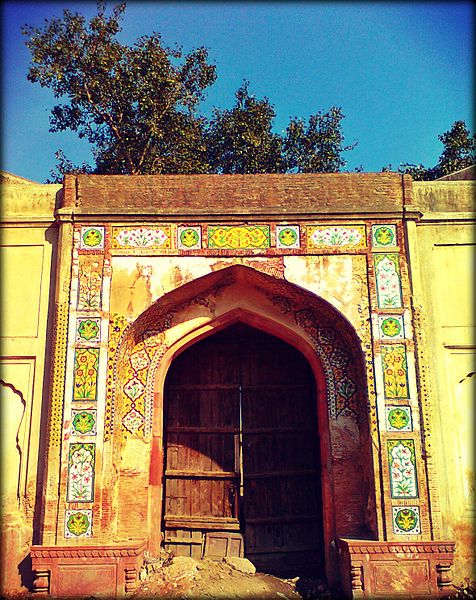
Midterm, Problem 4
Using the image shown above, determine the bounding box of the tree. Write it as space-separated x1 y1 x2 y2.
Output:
436 120 476 177
283 107 357 173
205 81 285 174
23 2 216 178
23 3 357 180
399 120 475 180
46 150 93 184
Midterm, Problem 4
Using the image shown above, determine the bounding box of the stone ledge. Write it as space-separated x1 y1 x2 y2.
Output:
31 541 146 559
341 539 456 555
338 538 456 599
30 540 147 597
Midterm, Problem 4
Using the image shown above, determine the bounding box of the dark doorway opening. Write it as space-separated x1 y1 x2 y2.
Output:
162 323 324 577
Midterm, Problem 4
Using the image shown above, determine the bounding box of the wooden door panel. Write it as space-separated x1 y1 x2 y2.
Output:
163 324 324 574
241 332 323 577
166 432 236 473
163 341 241 555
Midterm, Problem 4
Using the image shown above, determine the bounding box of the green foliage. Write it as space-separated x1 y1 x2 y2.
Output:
206 81 285 174
399 120 475 180
46 150 93 184
23 2 357 179
284 107 357 173
23 1 216 177
436 120 476 176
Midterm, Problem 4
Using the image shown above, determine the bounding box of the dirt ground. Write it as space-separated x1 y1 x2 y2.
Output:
133 555 332 600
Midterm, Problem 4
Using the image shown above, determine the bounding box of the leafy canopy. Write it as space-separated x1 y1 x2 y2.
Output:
284 107 357 173
399 120 476 180
23 2 358 180
205 81 285 174
23 2 216 176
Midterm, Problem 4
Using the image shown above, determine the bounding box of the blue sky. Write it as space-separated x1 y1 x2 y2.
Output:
2 1 473 182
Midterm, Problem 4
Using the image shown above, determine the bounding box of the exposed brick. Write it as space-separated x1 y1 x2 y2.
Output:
70 173 407 217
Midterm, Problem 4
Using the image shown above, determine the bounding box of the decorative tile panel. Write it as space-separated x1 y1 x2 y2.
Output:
388 439 418 498
76 318 101 343
207 225 270 249
177 226 202 250
276 225 300 249
71 409 97 435
67 443 95 502
105 314 130 441
379 315 404 340
372 224 397 248
73 348 100 401
112 226 171 249
386 405 412 431
392 506 421 534
65 509 92 538
381 344 410 399
77 256 104 310
122 408 145 435
80 226 105 250
306 225 366 249
374 254 403 309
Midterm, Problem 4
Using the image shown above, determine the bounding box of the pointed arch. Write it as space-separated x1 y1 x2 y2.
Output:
105 265 376 585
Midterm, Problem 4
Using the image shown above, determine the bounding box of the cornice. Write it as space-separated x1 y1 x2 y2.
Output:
338 539 455 555
31 541 147 559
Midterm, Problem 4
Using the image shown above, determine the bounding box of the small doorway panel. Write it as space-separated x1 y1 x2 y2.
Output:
163 340 241 557
163 323 324 575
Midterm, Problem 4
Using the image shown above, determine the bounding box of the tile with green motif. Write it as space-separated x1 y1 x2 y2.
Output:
80 226 105 250
378 315 404 340
71 409 97 435
76 318 101 343
65 509 92 538
372 224 397 248
392 506 420 534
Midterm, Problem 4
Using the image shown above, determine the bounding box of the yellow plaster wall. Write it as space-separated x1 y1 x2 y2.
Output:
410 181 475 583
0 175 60 593
109 254 367 326
1 171 473 591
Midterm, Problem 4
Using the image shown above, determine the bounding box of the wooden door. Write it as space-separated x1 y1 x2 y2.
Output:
163 323 324 575
163 336 241 557
240 329 324 576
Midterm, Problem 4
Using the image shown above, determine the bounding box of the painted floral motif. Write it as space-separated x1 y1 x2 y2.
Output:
71 410 97 435
65 509 92 538
73 348 100 401
77 256 103 310
336 376 357 400
306 225 365 249
372 224 397 247
76 318 101 342
112 226 171 249
379 315 404 339
276 225 300 249
123 376 145 401
130 349 150 371
207 225 270 249
393 506 420 534
386 406 412 431
388 439 418 498
381 344 409 399
122 408 145 435
67 443 95 502
330 347 351 369
178 226 201 250
374 254 402 308
105 314 130 442
80 226 105 250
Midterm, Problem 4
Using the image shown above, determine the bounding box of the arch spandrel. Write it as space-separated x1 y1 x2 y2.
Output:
103 264 378 559
106 265 371 442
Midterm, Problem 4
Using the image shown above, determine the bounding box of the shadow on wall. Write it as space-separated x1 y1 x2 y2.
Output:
18 554 34 591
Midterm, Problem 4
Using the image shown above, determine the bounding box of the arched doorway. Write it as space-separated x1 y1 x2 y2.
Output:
162 322 324 577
